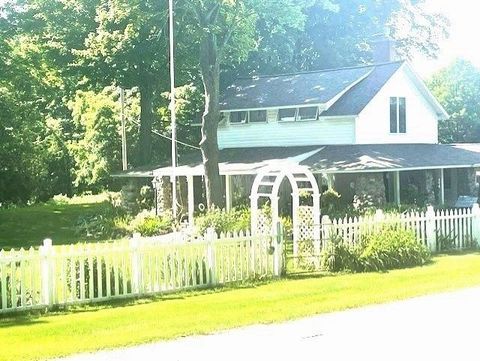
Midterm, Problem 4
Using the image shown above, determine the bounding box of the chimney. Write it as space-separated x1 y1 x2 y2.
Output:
371 37 402 63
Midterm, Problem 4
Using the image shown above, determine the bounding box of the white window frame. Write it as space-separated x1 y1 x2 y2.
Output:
278 108 298 122
390 97 406 134
297 106 319 122
248 109 267 123
228 111 248 125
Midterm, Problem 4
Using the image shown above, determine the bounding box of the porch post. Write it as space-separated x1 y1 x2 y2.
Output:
326 173 334 189
439 168 445 206
225 174 233 211
187 175 194 226
394 171 401 206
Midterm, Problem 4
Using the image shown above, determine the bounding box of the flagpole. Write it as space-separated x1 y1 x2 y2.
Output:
169 0 177 220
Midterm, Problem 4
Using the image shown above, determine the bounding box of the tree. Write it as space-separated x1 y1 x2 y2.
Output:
0 9 73 203
224 0 449 82
187 0 311 208
68 87 138 192
428 59 480 143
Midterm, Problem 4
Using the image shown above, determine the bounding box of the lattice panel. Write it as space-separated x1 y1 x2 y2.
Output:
256 212 272 236
297 206 315 241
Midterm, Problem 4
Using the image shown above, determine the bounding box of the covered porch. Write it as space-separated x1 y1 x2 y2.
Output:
112 143 480 224
304 144 480 208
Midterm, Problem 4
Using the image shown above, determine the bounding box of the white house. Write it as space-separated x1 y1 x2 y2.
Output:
115 54 480 224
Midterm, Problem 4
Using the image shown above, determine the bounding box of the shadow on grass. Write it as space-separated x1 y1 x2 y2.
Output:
0 316 48 328
434 249 480 256
0 279 274 322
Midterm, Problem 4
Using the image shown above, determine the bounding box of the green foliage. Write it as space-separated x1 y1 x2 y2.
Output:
320 234 363 273
320 188 342 216
429 59 480 143
320 225 430 273
195 207 251 235
74 203 131 240
130 210 173 237
225 0 448 82
68 88 137 192
360 226 430 272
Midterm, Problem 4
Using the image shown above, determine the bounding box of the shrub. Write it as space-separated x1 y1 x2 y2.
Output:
130 210 173 237
360 225 430 272
321 188 342 216
320 234 363 273
195 207 251 235
320 225 430 273
75 203 131 239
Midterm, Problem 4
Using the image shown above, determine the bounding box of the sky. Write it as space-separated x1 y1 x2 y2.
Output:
411 0 479 79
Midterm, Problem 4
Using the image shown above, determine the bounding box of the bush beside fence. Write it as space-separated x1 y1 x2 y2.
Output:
321 205 480 253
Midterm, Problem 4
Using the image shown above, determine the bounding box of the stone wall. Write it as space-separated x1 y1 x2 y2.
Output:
153 176 172 214
353 173 386 206
466 168 478 197
425 170 437 205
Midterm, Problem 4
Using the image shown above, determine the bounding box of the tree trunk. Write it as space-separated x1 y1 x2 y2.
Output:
138 80 154 166
199 32 224 209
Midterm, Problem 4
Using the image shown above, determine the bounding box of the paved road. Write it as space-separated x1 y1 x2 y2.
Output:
57 287 480 361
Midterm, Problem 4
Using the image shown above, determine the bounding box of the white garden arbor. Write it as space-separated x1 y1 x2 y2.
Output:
250 165 321 256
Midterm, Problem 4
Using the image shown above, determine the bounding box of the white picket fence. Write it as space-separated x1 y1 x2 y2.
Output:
0 230 281 314
321 204 480 252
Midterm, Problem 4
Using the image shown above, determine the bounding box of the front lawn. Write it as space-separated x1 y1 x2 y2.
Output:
0 195 108 249
1 253 480 361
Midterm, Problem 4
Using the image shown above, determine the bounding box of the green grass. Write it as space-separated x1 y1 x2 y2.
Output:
0 195 108 249
2 253 480 361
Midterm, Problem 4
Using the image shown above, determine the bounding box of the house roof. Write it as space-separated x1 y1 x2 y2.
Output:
321 62 402 117
220 61 403 113
302 144 480 173
219 61 448 119
112 144 480 178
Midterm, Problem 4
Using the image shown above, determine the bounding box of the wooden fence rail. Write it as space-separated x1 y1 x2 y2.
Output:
0 229 280 314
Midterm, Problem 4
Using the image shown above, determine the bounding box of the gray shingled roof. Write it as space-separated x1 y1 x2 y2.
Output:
220 66 374 110
220 61 403 114
113 144 480 177
302 144 480 173
321 62 403 116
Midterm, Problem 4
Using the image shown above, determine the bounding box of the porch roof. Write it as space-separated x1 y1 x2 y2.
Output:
112 143 480 178
302 144 480 173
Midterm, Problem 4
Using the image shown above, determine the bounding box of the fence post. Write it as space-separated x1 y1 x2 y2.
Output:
321 215 332 247
130 234 141 295
426 206 436 252
472 203 480 244
206 228 217 285
273 222 284 277
40 239 54 307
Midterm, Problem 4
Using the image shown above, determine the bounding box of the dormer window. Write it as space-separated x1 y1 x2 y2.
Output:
230 111 248 124
298 106 319 121
278 106 319 122
249 110 267 123
390 97 406 133
278 108 297 122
